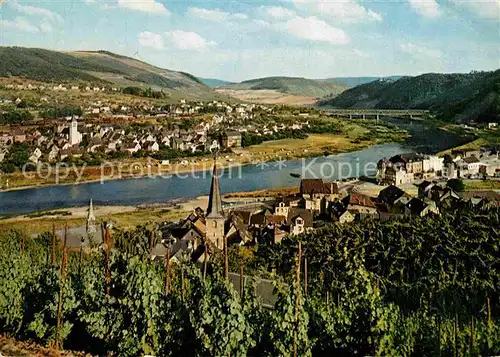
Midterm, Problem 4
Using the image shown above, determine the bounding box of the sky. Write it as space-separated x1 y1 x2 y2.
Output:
0 0 499 81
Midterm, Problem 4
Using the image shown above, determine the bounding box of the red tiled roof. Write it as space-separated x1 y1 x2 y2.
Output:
300 179 338 195
344 193 376 208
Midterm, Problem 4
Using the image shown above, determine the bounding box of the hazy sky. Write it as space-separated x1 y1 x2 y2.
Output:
0 0 499 81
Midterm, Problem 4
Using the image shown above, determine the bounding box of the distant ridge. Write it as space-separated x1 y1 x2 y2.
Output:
0 46 218 100
222 76 347 98
325 76 404 88
199 78 234 88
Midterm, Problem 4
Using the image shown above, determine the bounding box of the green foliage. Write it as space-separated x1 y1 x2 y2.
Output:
447 178 465 192
41 106 83 119
122 85 168 99
1 208 500 355
0 110 33 124
182 264 255 356
1 143 29 171
24 266 79 345
242 130 308 147
265 283 312 356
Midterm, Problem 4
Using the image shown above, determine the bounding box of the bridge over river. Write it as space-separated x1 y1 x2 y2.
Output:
324 109 430 120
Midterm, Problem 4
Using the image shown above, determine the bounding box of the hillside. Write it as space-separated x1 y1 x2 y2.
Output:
325 76 403 88
199 77 234 88
320 71 500 123
222 76 347 98
0 47 217 100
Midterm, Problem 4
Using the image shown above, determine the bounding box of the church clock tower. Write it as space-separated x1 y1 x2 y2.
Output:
205 159 225 250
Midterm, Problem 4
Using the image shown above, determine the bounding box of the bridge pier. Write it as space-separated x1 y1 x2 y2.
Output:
376 114 379 122
349 114 352 120
362 114 365 120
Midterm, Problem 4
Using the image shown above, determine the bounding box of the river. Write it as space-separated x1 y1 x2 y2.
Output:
0 119 472 216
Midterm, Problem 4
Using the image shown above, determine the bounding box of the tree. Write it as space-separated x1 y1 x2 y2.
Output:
447 178 464 192
3 143 29 169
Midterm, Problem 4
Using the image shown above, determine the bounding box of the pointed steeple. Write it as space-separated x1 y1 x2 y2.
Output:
206 157 224 218
86 198 97 235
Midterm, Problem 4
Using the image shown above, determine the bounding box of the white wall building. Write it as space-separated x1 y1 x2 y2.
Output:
422 156 444 173
69 118 82 146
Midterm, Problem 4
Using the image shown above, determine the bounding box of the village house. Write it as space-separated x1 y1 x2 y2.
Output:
288 208 313 236
342 193 378 220
459 156 484 176
0 134 13 147
299 178 339 214
221 131 242 149
13 128 26 143
123 142 141 154
405 198 439 217
28 148 42 163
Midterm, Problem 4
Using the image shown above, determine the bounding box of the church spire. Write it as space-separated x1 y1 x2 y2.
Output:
206 157 223 218
86 198 97 235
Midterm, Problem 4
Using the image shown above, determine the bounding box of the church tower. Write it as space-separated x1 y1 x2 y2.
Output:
205 158 225 250
86 198 97 238
69 116 82 146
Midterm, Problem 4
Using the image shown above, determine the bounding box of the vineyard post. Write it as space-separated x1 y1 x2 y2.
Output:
224 236 229 281
52 222 56 266
149 230 154 259
487 296 491 323
470 315 475 352
304 256 308 296
293 241 302 357
20 229 25 254
437 315 441 357
165 247 171 296
203 242 208 280
239 263 244 300
56 225 68 350
181 266 185 302
104 224 111 296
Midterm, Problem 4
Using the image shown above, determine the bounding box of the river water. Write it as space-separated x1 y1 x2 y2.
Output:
0 119 471 216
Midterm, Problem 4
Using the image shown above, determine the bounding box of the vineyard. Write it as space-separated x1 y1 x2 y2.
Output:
1 207 500 356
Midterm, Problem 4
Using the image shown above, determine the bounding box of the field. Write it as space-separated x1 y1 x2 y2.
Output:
216 89 317 105
0 202 192 235
463 179 500 190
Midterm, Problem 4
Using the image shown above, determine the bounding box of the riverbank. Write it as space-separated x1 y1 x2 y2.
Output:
0 198 205 234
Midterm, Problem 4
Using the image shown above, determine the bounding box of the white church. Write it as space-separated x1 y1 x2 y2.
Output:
69 117 82 146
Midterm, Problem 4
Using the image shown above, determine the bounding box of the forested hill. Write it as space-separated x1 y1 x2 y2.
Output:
222 76 348 98
319 70 500 123
198 77 234 88
0 47 213 97
324 76 403 88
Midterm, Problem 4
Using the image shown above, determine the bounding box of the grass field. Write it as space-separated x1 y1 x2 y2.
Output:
216 89 318 106
463 180 500 191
